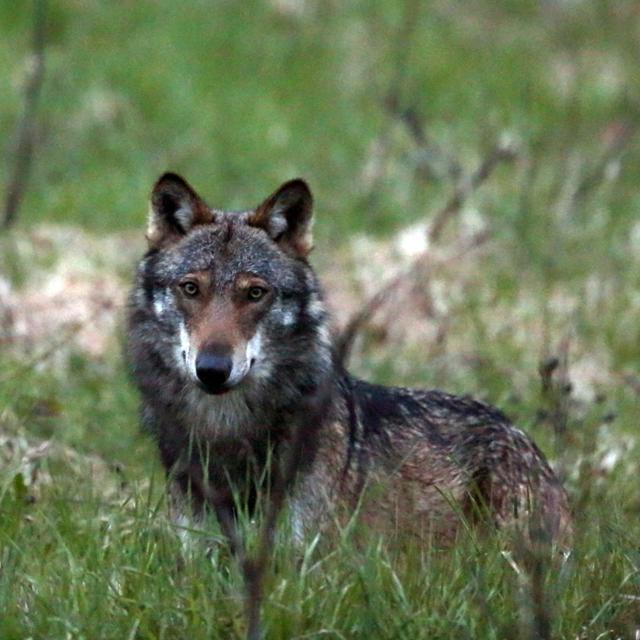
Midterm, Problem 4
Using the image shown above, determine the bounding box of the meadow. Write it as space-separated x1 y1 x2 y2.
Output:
1 1 639 637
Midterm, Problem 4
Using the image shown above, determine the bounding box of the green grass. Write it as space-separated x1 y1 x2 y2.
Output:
0 365 638 639
2 0 640 638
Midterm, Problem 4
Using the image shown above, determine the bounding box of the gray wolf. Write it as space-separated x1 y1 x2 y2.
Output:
127 173 572 547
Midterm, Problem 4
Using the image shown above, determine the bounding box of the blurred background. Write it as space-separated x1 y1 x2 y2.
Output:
1 1 639 637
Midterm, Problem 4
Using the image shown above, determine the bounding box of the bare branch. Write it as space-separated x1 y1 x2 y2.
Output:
3 0 47 230
390 106 462 182
360 0 422 199
383 0 422 113
572 120 635 206
538 336 571 483
338 140 516 365
427 142 517 244
336 229 491 365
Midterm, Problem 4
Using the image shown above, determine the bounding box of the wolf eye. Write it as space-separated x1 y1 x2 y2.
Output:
180 281 199 297
247 286 266 302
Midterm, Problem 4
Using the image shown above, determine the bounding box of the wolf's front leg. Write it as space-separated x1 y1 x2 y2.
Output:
167 480 240 559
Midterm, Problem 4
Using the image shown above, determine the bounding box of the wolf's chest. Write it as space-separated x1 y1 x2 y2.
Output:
178 387 257 438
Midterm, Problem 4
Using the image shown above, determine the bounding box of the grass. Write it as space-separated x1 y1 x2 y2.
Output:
1 0 640 638
0 388 638 640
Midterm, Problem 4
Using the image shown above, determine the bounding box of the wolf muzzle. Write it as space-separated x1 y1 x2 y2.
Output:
195 351 233 395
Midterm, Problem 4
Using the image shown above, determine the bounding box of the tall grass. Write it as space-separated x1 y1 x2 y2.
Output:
1 1 640 638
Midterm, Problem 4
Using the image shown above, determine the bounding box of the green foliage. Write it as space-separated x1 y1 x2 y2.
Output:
1 1 639 638
0 1 638 244
0 403 638 639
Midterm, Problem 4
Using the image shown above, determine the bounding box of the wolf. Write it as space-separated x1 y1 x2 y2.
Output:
127 173 572 548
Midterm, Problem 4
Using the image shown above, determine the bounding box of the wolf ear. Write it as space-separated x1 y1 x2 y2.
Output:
147 173 213 247
249 179 314 257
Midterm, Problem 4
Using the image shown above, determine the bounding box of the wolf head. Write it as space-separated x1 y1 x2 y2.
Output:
134 173 330 401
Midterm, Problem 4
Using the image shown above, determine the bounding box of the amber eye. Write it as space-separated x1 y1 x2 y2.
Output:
247 286 266 302
180 281 199 297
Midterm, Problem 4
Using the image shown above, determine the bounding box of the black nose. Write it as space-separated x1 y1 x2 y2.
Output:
195 352 232 394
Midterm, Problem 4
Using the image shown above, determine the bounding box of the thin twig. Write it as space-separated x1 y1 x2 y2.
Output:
3 0 47 230
383 0 422 114
538 336 571 483
361 0 422 199
336 229 491 365
390 106 462 182
572 120 635 206
0 319 84 385
338 142 516 364
427 142 518 244
513 532 553 640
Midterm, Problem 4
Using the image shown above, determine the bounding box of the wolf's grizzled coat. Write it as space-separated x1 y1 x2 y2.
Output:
127 174 571 545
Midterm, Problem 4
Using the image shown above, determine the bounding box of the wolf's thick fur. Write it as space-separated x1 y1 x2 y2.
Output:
127 174 571 546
